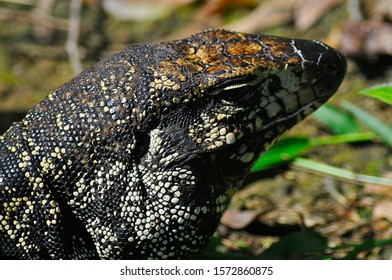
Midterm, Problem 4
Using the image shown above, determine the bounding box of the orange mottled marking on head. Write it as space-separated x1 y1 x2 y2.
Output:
226 40 262 56
152 29 306 89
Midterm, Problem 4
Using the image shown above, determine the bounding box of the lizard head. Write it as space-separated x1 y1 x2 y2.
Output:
139 29 346 184
121 30 347 258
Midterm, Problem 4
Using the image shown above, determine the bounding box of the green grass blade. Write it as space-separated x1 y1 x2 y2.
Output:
251 132 376 172
292 157 392 186
331 238 392 259
313 103 362 134
309 132 376 147
342 100 392 149
251 137 311 172
343 239 392 259
360 83 392 105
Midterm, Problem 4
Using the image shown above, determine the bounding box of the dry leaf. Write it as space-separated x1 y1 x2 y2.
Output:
224 0 301 33
295 0 345 31
373 199 392 221
102 0 194 21
220 209 262 229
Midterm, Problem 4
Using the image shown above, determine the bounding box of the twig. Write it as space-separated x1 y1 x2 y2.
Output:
32 0 55 41
347 0 363 22
66 0 83 74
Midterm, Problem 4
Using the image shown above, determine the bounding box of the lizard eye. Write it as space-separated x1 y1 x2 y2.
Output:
218 83 259 105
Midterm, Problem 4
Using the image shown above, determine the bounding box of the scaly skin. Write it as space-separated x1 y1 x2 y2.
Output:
0 29 346 259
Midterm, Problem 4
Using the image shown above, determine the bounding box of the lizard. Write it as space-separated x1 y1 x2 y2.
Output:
0 29 346 259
